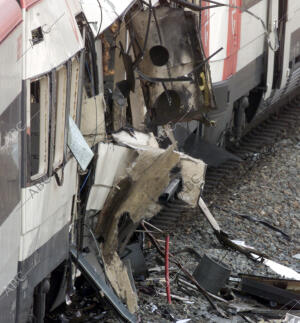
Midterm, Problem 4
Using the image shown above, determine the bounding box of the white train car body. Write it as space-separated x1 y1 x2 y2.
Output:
0 1 86 321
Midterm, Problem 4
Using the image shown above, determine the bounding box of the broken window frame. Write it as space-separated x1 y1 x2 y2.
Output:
27 75 50 181
70 56 80 122
53 65 68 169
75 49 85 127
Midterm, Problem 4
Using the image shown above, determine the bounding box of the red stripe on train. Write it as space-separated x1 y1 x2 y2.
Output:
222 0 242 80
201 0 210 58
20 0 41 9
0 0 22 44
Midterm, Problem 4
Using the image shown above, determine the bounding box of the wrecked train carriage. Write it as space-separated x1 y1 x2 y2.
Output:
0 0 205 321
4 0 300 321
127 5 216 126
113 0 300 164
80 0 300 320
0 0 106 321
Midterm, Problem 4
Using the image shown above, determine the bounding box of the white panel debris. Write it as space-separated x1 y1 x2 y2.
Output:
179 156 206 207
80 92 106 147
112 130 207 207
24 0 84 79
112 130 159 150
86 143 137 211
284 313 300 322
68 116 94 171
232 240 300 280
80 0 136 36
261 258 300 280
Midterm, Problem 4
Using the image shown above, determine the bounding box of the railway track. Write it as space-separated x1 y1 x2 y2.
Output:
204 97 300 194
151 96 300 229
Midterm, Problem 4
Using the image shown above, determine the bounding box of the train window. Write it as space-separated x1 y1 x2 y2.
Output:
29 77 49 179
53 66 67 168
70 57 80 121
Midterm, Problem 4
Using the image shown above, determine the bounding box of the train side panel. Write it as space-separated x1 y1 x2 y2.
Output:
15 0 83 321
0 1 22 322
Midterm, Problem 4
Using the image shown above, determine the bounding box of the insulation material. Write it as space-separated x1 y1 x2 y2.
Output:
113 130 206 207
103 251 138 314
95 146 180 261
178 155 206 207
113 131 206 207
128 6 215 126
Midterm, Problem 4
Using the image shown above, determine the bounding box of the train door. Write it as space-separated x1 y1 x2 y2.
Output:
17 62 79 321
264 0 279 99
265 0 300 98
277 1 300 89
272 0 288 90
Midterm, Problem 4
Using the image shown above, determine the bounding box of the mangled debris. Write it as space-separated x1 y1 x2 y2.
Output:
67 1 300 322
126 5 216 126
133 200 300 321
90 130 206 314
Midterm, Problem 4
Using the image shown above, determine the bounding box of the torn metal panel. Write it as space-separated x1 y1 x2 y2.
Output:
113 130 207 207
121 243 148 279
128 6 215 126
86 143 137 211
232 240 300 280
193 254 231 295
182 134 242 167
70 247 137 322
80 92 106 147
81 0 137 37
68 116 94 170
112 130 159 150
